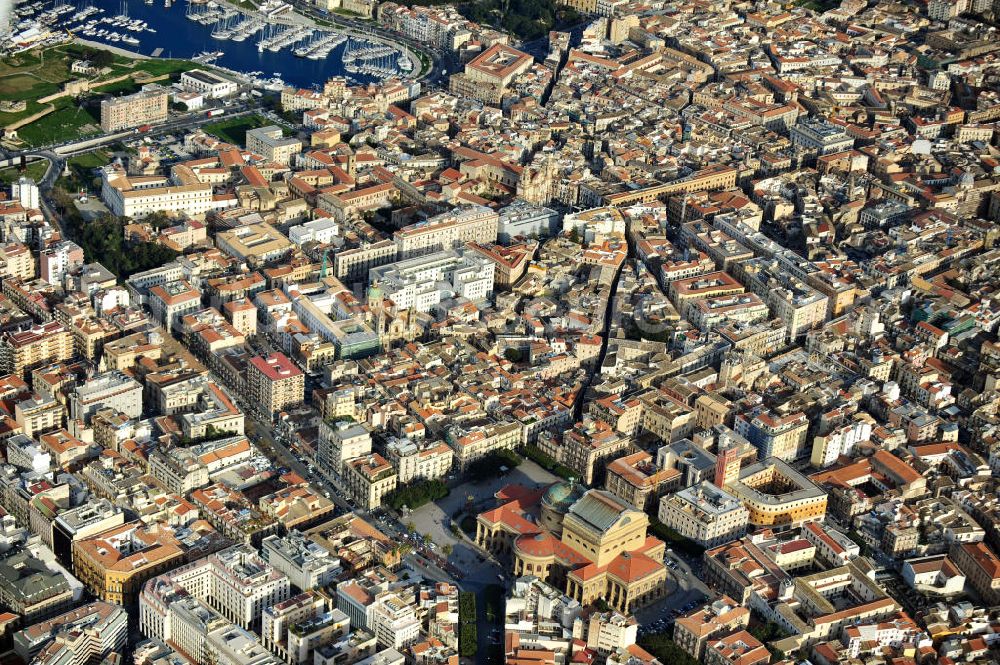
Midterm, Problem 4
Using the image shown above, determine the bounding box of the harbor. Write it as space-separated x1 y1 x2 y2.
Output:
9 0 419 89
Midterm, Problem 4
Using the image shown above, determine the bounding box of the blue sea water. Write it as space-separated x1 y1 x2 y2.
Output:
70 0 373 88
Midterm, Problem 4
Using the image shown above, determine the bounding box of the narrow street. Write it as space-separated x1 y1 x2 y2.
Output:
574 243 628 421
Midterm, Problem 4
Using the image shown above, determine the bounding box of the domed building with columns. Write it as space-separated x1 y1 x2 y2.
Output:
476 484 667 614
539 480 586 537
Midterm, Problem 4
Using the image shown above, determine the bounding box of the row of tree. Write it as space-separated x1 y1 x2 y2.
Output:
52 189 179 279
458 591 477 657
404 0 582 40
465 448 522 481
386 479 449 511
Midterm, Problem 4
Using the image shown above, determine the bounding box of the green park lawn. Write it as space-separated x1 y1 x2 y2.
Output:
203 114 273 146
0 45 201 147
15 102 102 147
0 160 49 185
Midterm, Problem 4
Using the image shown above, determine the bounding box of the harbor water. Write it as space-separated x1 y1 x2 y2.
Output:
44 0 413 88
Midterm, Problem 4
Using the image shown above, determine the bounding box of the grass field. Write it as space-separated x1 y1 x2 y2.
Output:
60 149 111 190
0 74 60 99
92 78 143 96
202 114 272 146
16 103 102 147
0 160 49 185
0 99 48 126
128 58 200 78
0 45 201 146
0 47 75 104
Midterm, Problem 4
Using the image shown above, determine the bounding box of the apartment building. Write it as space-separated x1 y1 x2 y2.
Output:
284 606 351 665
688 293 769 332
225 298 259 337
0 545 76 624
260 593 326 662
247 352 305 417
246 126 302 165
734 407 809 462
13 602 127 665
562 419 632 486
6 433 50 473
393 206 499 259
68 371 142 423
149 446 210 494
717 320 787 359
318 421 373 476
673 596 750 661
149 280 202 332
668 271 745 318
789 120 855 155
216 223 294 266
466 242 533 289
71 520 195 606
377 3 484 51
140 544 290 634
586 612 638 656
658 481 749 548
39 241 84 285
345 454 397 510
371 593 421 650
604 451 677 512
51 499 126 567
0 242 35 280
261 531 342 591
368 248 494 313
332 239 397 286
445 420 521 470
950 541 1000 605
0 322 73 375
385 438 453 484
928 0 967 20
11 177 39 209
13 394 61 438
726 458 827 529
810 417 874 469
742 259 828 340
704 630 769 665
100 85 168 132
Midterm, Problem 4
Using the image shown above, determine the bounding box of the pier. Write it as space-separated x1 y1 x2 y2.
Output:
18 0 429 87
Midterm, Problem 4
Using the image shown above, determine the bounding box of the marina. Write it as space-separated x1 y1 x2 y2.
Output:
10 0 419 89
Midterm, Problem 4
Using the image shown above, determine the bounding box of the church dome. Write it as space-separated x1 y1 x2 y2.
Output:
541 480 584 514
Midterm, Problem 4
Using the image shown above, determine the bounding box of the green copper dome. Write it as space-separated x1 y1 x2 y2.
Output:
541 480 584 513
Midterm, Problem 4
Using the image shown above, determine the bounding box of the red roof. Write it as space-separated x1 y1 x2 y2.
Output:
250 352 302 382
